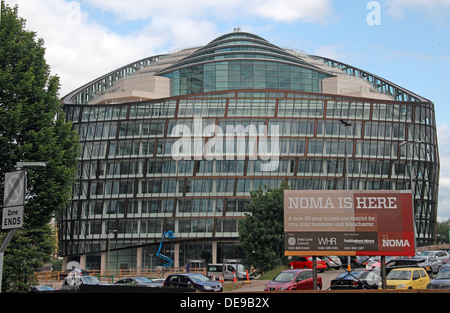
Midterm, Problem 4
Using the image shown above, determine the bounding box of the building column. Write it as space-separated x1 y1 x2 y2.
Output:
136 247 143 275
62 257 68 271
174 243 180 268
79 254 86 270
100 251 107 274
212 241 217 264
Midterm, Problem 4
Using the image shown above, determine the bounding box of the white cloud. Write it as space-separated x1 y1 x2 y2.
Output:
83 0 334 23
248 0 334 23
8 0 162 96
6 0 335 97
384 0 450 18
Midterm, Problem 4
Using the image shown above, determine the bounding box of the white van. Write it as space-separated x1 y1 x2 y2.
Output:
207 263 249 281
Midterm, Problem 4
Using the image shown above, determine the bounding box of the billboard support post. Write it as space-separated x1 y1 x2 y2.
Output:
312 256 317 290
381 255 387 289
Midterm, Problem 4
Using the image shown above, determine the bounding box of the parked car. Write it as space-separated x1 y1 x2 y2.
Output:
385 267 430 290
61 273 103 291
114 277 163 287
338 256 363 269
427 268 450 289
441 262 450 270
59 268 90 281
31 285 56 293
365 257 382 270
322 256 342 270
288 257 327 272
207 263 249 280
419 250 449 264
386 257 432 275
164 273 222 292
330 269 381 290
412 256 442 274
264 269 322 291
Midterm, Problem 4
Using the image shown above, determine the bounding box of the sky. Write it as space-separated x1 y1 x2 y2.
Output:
3 0 450 221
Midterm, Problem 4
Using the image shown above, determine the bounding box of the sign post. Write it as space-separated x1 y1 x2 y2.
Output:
0 162 45 292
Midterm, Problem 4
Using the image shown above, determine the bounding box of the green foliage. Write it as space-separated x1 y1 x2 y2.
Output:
0 2 79 292
1 225 56 292
238 182 290 275
436 218 450 244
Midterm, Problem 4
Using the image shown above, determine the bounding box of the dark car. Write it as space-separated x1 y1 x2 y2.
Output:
386 257 436 275
115 277 163 287
164 273 222 292
264 269 322 291
330 269 381 290
338 256 363 269
427 269 450 290
386 257 425 271
61 274 103 291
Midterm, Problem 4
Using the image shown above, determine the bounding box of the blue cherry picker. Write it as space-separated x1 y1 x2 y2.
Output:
156 230 174 268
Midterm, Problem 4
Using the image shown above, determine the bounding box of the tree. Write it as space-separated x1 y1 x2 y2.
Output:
436 218 450 244
0 3 79 292
238 182 289 275
0 225 56 292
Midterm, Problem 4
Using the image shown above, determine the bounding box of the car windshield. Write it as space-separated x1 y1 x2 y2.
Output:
189 275 211 283
83 276 100 284
273 272 296 282
335 271 363 280
387 270 412 280
435 270 450 280
420 251 434 256
135 277 152 283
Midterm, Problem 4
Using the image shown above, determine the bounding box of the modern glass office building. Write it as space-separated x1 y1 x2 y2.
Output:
60 31 439 271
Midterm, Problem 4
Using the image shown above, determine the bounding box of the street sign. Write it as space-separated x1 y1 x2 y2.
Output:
2 206 23 230
2 170 26 230
3 170 26 207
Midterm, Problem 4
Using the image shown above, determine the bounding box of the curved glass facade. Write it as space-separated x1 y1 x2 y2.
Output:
61 32 439 271
158 32 331 96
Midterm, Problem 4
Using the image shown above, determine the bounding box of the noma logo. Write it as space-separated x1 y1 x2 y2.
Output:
382 239 410 247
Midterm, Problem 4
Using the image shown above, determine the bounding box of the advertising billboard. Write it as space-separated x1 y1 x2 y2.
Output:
284 190 415 256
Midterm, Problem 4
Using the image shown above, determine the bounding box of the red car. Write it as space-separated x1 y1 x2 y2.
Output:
264 269 322 291
288 256 327 272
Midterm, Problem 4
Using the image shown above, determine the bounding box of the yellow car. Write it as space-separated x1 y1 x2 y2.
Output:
385 267 430 289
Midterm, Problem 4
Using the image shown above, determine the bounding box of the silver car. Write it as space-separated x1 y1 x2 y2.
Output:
419 250 450 264
413 256 442 274
323 256 342 269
